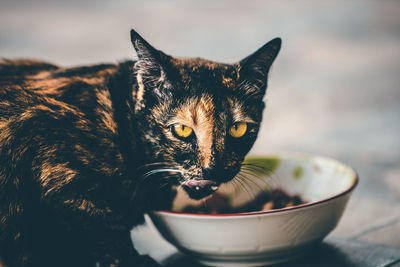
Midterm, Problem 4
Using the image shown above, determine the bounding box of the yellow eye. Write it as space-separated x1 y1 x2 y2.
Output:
173 124 193 138
229 122 247 138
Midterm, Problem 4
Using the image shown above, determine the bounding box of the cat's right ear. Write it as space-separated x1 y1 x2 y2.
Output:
130 29 169 81
130 29 172 109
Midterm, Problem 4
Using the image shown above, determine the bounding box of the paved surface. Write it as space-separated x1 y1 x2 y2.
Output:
1 0 399 266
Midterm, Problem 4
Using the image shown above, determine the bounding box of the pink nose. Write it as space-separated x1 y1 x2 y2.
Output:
185 179 216 188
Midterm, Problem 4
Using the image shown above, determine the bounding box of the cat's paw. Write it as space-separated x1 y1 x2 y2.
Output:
136 255 161 267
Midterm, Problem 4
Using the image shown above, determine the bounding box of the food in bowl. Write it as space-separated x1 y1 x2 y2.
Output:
182 188 306 214
149 153 358 266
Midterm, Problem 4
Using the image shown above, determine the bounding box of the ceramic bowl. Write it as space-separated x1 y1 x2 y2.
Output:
149 153 358 266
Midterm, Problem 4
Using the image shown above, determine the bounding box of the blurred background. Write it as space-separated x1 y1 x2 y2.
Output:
1 0 399 262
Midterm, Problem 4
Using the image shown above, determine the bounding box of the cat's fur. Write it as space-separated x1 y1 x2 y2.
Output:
0 29 281 267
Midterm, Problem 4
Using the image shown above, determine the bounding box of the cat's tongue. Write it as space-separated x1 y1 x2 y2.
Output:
185 179 216 189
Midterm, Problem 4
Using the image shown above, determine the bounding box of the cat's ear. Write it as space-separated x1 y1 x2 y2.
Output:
130 29 169 81
130 29 173 109
238 38 281 97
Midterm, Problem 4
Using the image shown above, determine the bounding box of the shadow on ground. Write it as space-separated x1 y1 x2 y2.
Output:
163 240 400 267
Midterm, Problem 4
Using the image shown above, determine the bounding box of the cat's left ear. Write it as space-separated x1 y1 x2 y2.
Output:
238 38 281 96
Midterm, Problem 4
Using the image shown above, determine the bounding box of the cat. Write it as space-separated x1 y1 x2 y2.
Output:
0 29 281 267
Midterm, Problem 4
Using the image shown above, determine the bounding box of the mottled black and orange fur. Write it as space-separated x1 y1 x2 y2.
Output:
0 29 280 267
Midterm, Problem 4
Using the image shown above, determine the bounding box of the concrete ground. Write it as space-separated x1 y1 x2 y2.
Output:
1 0 399 266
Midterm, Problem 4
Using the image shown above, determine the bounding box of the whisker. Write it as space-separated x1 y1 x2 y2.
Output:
142 168 181 179
236 172 270 194
240 165 281 188
238 169 277 189
233 175 256 202
241 163 271 171
241 172 276 189
240 162 278 176
135 168 182 194
230 177 242 195
240 163 277 177
138 162 177 170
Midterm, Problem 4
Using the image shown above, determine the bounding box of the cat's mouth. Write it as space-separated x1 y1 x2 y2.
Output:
182 179 219 200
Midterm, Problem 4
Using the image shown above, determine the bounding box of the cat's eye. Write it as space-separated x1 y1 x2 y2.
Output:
172 124 193 139
229 122 247 138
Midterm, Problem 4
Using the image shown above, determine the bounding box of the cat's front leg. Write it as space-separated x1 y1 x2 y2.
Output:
44 189 159 267
93 229 160 267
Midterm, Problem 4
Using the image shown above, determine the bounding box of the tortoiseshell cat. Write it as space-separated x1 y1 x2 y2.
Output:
0 29 281 267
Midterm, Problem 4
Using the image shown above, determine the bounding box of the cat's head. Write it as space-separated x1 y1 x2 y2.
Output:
130 29 281 200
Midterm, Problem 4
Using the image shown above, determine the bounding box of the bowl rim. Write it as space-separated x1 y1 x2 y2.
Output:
153 153 359 218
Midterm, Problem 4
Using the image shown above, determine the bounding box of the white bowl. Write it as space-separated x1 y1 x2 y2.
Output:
149 153 358 266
